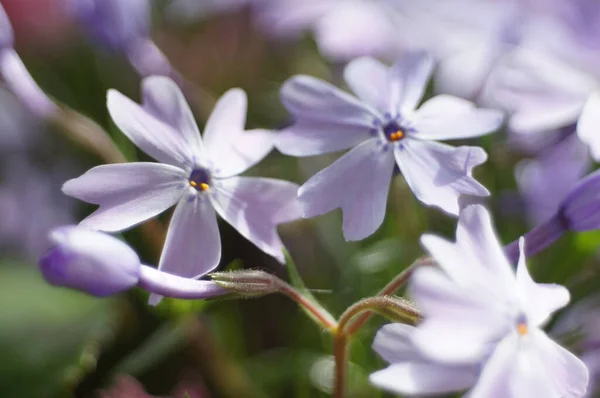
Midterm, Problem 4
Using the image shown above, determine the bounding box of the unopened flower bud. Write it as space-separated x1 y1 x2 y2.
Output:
39 226 140 296
211 270 281 296
558 168 600 232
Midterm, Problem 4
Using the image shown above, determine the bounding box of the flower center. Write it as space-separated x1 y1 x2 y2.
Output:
382 121 405 142
189 168 211 191
516 314 528 336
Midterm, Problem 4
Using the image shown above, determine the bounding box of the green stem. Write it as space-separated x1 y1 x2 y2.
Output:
344 257 432 335
333 332 348 398
339 296 422 335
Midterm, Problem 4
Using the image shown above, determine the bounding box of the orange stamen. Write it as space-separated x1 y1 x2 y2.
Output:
517 323 528 336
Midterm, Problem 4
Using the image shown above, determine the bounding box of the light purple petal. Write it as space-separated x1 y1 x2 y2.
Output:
456 204 515 289
371 323 479 395
515 238 570 326
276 119 370 156
389 51 435 115
211 177 301 263
280 75 380 125
298 138 395 241
157 194 221 279
343 57 390 111
577 91 600 161
203 89 274 177
107 89 198 167
532 329 589 397
141 76 204 156
63 163 186 232
468 334 557 398
410 267 508 363
373 323 422 363
395 139 489 216
412 95 504 140
370 362 477 396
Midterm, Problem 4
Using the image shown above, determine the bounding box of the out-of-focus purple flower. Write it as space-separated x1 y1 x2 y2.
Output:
0 1 13 49
0 158 76 260
63 76 301 283
39 226 228 301
69 0 176 78
370 323 480 396
515 133 590 226
69 0 150 51
410 205 588 397
276 52 503 240
0 3 57 118
488 48 597 135
255 0 403 60
40 226 141 296
506 164 600 262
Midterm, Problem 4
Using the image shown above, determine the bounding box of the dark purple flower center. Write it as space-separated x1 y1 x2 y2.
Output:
189 168 211 191
382 121 405 142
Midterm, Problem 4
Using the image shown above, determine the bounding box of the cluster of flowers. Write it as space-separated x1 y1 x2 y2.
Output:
3 0 600 396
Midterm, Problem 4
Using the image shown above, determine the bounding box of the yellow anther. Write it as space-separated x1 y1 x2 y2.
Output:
200 183 210 191
389 130 404 142
190 180 197 187
517 323 528 336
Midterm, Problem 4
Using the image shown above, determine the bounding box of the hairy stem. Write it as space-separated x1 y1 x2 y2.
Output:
344 257 432 334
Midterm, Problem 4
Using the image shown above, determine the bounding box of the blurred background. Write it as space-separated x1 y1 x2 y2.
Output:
2 0 600 397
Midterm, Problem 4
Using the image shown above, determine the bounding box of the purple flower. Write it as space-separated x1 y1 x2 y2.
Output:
70 0 150 51
69 0 175 78
410 204 588 397
63 76 301 282
0 2 13 49
40 226 141 296
255 0 402 60
276 52 503 240
515 133 590 226
370 323 480 396
39 226 227 301
0 3 57 118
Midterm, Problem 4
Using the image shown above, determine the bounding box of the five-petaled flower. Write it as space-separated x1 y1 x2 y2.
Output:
63 76 301 289
276 52 504 241
404 204 588 397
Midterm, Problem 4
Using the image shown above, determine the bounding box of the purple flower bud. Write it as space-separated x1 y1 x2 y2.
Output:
505 168 600 262
39 226 141 296
0 3 14 49
70 0 151 51
559 168 600 232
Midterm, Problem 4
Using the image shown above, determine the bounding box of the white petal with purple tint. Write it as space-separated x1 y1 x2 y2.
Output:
141 76 204 157
201 89 274 177
107 89 198 167
212 177 301 263
412 94 504 140
276 119 371 156
394 139 489 216
370 323 479 395
344 57 390 111
298 138 395 241
281 75 380 126
63 163 187 232
389 51 435 115
515 238 569 326
157 194 221 279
